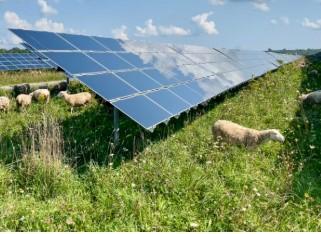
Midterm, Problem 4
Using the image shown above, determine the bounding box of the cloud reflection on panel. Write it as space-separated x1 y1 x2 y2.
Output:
188 76 229 100
121 40 215 84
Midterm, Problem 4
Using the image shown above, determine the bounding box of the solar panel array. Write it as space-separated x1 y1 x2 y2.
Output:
0 52 54 71
10 29 300 131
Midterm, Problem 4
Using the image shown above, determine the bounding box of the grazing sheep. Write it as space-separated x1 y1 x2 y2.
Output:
0 96 10 112
13 83 31 96
16 94 32 110
30 89 50 103
299 90 321 104
212 120 285 149
58 91 91 112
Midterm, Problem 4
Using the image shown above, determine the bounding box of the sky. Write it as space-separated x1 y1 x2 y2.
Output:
0 0 321 50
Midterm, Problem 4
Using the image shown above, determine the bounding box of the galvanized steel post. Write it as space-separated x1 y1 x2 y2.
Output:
113 107 120 145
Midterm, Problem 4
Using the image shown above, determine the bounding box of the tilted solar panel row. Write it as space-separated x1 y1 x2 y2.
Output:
0 52 55 71
10 29 300 131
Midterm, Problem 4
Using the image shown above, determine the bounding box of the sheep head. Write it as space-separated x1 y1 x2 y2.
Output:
58 91 67 98
299 94 308 102
267 129 285 143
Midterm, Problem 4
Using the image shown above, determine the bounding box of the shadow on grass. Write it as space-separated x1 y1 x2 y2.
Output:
282 54 321 202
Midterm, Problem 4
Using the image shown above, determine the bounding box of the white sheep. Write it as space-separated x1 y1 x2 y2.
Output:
0 96 10 112
212 120 285 149
30 89 50 103
299 90 321 104
16 94 32 110
58 91 92 112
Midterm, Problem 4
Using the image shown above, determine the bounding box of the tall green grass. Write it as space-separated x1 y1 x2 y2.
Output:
0 70 65 86
0 58 320 231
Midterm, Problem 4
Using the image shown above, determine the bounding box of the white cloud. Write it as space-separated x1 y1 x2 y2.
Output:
192 12 218 35
9 35 22 44
37 0 57 15
158 25 191 36
270 17 290 25
0 38 10 49
280 16 290 25
4 11 32 29
4 10 64 33
252 0 270 12
270 19 278 25
135 19 191 37
136 19 158 37
34 18 64 32
112 25 129 40
2 10 72 48
209 0 225 6
302 17 321 29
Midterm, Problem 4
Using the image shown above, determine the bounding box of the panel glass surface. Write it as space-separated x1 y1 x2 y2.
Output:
43 52 105 74
169 84 204 106
0 53 54 71
142 69 179 86
87 52 134 71
113 95 172 130
92 36 125 51
186 76 230 100
11 29 76 50
147 89 191 115
61 33 107 51
116 71 161 92
78 73 137 100
117 53 153 68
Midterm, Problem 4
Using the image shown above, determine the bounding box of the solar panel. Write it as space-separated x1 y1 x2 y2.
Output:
267 52 299 65
10 28 300 131
0 53 54 71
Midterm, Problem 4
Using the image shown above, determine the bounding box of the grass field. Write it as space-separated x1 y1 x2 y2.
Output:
0 70 65 87
0 58 320 231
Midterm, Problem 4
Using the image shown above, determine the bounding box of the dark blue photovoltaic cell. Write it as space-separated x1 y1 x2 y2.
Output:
143 69 179 86
87 52 134 71
43 52 105 74
113 95 172 129
78 73 137 100
116 71 161 92
117 53 152 68
92 36 125 51
0 53 54 71
61 33 107 51
173 65 212 81
200 62 240 75
11 29 76 50
147 89 191 115
186 77 228 100
184 52 231 64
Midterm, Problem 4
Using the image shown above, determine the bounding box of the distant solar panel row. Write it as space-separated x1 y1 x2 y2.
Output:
0 53 54 71
10 29 300 130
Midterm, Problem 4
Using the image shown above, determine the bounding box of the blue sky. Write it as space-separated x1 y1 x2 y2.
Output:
1 0 321 50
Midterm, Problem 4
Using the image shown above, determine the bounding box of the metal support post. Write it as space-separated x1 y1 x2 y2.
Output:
113 107 120 145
